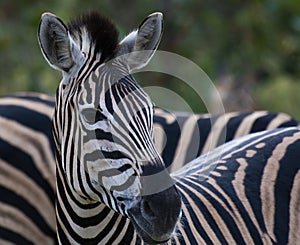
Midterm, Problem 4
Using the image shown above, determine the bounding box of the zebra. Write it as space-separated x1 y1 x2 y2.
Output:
0 96 297 244
1 96 297 244
2 96 298 244
0 93 56 244
38 10 300 244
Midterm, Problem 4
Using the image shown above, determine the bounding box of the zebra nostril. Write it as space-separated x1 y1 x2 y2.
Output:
141 199 156 220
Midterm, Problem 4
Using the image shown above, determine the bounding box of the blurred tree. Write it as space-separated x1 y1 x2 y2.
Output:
0 0 299 118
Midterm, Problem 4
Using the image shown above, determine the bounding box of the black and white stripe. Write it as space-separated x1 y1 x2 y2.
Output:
154 108 298 171
0 93 56 244
172 126 300 244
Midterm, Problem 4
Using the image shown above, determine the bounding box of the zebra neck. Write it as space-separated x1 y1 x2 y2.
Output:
55 160 142 244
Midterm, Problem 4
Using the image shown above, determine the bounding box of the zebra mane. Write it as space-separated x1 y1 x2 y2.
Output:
67 11 119 61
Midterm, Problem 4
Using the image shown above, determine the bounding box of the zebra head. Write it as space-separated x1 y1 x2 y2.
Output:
38 12 181 243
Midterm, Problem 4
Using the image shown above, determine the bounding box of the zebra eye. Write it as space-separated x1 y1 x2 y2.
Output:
82 108 107 124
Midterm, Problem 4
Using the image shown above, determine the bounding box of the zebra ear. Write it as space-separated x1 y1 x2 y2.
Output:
38 13 78 72
118 12 163 72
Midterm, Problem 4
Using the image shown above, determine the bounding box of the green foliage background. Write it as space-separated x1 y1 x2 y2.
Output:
1 0 300 118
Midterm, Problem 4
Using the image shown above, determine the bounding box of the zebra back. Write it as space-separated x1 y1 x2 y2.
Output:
154 108 298 171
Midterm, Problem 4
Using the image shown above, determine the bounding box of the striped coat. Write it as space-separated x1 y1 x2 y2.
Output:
0 93 56 244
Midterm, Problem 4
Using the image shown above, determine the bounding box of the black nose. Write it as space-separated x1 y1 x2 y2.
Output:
141 186 181 224
128 164 182 243
128 185 182 244
141 198 156 220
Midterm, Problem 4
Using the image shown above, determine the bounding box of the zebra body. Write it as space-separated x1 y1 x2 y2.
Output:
4 98 297 244
173 126 300 244
0 93 56 244
0 94 297 244
37 10 300 245
4 109 296 244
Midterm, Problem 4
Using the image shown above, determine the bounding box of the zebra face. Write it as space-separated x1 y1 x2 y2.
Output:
38 11 182 243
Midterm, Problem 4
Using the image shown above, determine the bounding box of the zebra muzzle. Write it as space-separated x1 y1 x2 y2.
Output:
128 185 182 244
